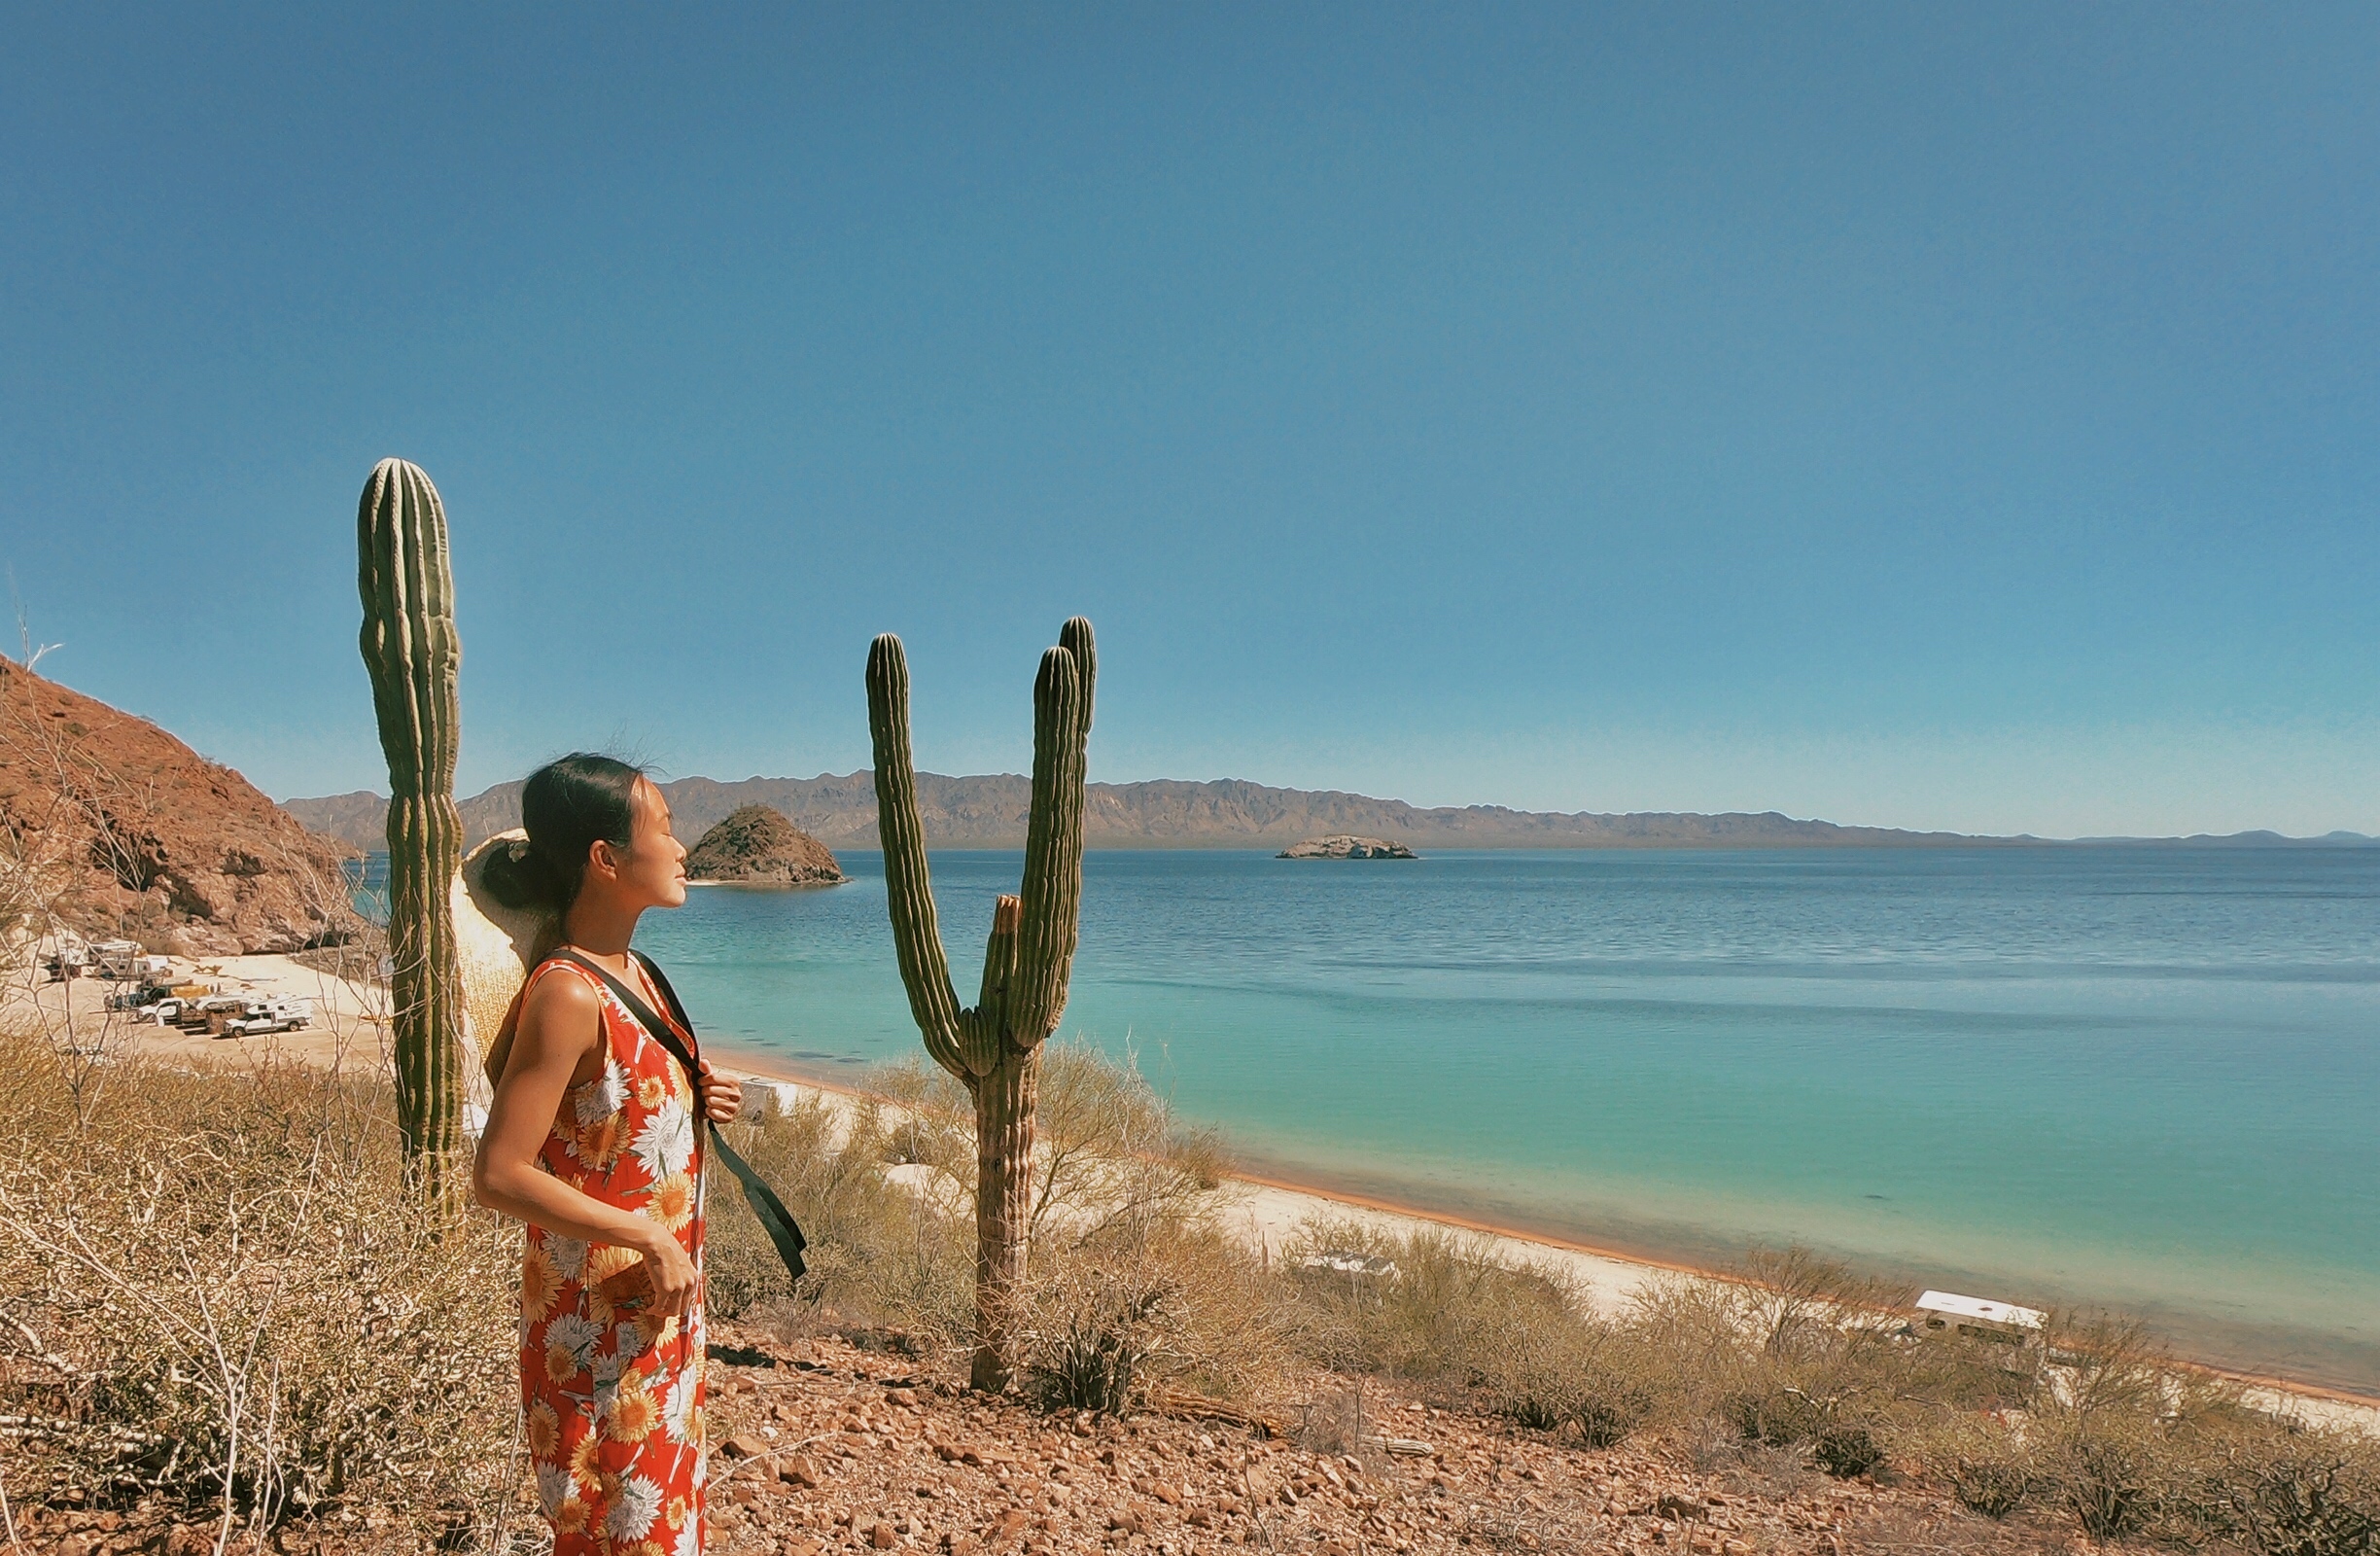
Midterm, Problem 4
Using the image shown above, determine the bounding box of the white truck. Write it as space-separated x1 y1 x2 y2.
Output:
105 978 182 1012
209 996 315 1038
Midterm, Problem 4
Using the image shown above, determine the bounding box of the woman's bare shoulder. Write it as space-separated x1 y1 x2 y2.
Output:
517 963 604 1044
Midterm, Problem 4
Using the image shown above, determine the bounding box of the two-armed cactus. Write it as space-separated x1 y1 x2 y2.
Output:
357 458 468 1191
867 619 1094 1391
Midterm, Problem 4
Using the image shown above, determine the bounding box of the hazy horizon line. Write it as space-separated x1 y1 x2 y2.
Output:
280 770 2377 848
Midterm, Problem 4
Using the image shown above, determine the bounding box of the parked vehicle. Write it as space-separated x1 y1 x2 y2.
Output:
211 996 315 1038
105 979 180 1011
88 940 146 978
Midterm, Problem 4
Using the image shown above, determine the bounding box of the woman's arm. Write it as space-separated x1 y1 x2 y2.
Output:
471 972 699 1316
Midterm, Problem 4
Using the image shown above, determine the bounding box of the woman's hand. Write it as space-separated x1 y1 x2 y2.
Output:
629 1223 700 1319
696 1062 743 1124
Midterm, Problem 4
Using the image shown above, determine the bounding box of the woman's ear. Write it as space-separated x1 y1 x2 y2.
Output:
587 837 620 883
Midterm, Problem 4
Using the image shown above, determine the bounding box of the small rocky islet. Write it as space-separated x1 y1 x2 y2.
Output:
685 803 848 886
1278 834 1418 860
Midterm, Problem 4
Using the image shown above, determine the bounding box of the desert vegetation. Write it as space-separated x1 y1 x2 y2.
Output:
866 616 1100 1391
1 1023 2373 1554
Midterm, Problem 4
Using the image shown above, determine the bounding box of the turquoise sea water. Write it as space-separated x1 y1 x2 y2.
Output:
613 847 2375 1391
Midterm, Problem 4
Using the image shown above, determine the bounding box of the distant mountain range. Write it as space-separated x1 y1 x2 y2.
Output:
280 773 2379 853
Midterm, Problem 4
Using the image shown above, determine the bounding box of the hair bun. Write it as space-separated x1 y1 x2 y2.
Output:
481 834 561 912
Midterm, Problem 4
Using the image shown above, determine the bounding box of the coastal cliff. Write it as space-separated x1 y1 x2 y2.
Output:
0 662 357 954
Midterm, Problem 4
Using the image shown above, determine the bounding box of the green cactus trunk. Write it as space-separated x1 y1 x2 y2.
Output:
867 619 1094 1391
357 458 467 1195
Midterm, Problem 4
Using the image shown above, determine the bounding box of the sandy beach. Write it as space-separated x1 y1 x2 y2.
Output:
3 948 395 1071
21 949 2373 1436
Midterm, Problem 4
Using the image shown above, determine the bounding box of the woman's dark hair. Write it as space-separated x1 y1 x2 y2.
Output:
479 753 649 913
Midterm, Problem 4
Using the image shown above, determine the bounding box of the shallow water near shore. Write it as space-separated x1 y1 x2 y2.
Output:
618 846 2379 1394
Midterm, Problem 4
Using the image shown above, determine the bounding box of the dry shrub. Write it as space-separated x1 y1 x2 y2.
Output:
1019 1251 1172 1414
706 1081 973 1339
1814 1419 1889 1479
1885 1306 2379 1549
1467 1295 1655 1447
2048 1310 2173 1420
1607 1248 2058 1486
0 1030 523 1546
1919 1416 2038 1518
1026 1042 1230 1240
1012 1046 1283 1411
1631 1250 1910 1472
2048 1416 2164 1541
2200 1432 2380 1556
1280 1219 1535 1379
717 1043 1279 1408
1015 1222 1277 1413
1736 1245 1903 1359
1278 1219 1661 1446
2025 1315 2202 1543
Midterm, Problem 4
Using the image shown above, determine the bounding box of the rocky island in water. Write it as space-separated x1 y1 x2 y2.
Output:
1277 833 1418 860
684 804 847 886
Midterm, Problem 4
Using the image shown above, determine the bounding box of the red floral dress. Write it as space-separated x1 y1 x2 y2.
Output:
511 956 708 1556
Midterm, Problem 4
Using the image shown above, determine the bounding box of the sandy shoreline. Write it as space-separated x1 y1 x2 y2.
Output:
18 951 2373 1431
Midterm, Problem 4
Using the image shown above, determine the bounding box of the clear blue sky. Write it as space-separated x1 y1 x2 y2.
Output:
3 6 2372 837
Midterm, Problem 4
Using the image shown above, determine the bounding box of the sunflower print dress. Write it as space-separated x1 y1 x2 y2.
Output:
514 956 708 1556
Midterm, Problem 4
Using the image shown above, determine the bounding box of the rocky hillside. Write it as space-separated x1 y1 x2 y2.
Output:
0 661 358 955
686 804 846 886
680 1323 1994 1556
17 1316 2065 1555
289 773 1989 853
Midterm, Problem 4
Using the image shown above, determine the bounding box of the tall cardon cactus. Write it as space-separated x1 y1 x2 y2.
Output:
357 458 468 1192
867 619 1094 1392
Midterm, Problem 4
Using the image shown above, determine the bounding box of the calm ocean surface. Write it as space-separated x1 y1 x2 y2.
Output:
591 847 2372 1390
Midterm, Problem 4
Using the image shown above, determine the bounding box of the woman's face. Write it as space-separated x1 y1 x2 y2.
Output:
601 777 688 910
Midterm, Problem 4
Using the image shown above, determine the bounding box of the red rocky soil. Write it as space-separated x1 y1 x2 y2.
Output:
690 1327 2081 1556
15 1326 2090 1555
0 660 358 955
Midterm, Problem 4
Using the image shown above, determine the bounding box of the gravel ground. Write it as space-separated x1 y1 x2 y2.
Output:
15 1324 2093 1555
695 1326 2084 1556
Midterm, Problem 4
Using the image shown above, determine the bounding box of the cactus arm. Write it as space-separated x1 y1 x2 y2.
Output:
961 895 1023 1078
1009 640 1088 1043
866 633 968 1076
356 459 466 1184
1058 615 1097 717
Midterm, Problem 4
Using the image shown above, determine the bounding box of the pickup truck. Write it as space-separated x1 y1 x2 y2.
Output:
209 997 316 1038
106 980 185 1012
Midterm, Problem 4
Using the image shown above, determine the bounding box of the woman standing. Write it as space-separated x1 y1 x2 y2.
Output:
472 755 742 1556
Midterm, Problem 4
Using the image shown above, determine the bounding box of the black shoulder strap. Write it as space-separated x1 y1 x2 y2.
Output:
549 948 807 1283
551 948 701 1082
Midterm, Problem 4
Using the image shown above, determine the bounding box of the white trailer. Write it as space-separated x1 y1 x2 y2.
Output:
1915 1290 2047 1345
211 996 315 1038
